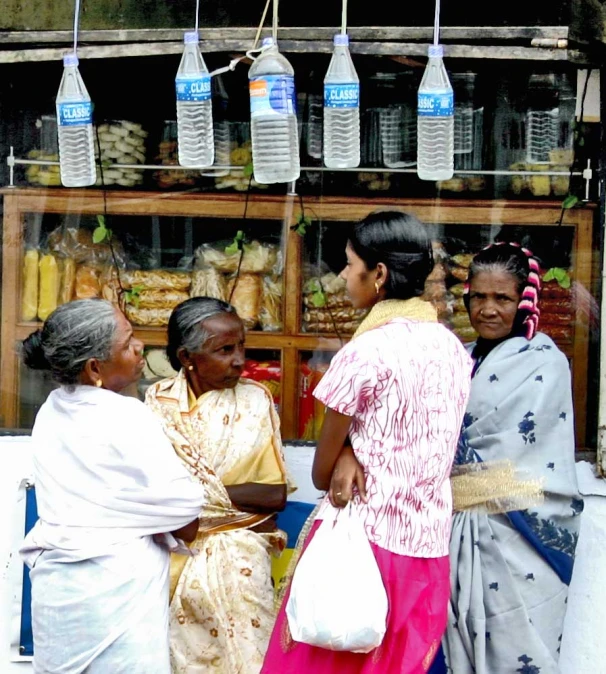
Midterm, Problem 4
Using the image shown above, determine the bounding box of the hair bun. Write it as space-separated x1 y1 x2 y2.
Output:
22 329 51 371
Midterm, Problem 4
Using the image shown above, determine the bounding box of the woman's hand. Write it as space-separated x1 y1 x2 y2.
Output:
225 483 287 514
329 446 367 508
170 518 199 543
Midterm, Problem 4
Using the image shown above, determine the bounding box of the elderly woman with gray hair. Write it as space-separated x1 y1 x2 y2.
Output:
145 296 291 674
20 299 205 674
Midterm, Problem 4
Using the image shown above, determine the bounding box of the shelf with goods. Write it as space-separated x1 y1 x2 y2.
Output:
0 187 595 446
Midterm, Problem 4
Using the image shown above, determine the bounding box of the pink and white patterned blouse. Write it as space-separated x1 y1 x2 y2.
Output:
314 318 472 558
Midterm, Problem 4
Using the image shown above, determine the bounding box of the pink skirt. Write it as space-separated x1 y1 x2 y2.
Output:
262 521 450 674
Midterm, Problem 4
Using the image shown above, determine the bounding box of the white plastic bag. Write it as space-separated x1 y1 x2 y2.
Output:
285 504 389 653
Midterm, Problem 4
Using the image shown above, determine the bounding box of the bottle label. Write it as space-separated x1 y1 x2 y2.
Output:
324 83 359 109
176 76 212 102
418 92 454 117
57 102 93 126
249 75 296 118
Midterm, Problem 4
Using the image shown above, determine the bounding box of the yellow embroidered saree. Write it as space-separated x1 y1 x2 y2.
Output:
146 370 290 674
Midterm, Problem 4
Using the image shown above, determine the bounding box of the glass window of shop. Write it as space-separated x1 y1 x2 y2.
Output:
0 54 601 459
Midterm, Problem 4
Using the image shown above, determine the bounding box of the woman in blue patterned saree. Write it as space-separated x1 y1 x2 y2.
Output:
432 242 583 674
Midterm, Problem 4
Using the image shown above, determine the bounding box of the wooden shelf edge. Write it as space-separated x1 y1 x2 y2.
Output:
14 323 346 351
2 189 596 232
13 322 575 356
2 187 597 212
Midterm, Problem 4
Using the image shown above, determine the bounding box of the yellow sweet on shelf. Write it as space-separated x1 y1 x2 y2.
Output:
21 249 39 321
38 254 59 321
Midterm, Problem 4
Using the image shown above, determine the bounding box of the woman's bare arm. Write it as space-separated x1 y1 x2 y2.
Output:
311 408 353 491
225 483 287 514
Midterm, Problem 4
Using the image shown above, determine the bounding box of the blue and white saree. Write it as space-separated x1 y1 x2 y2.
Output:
439 332 583 674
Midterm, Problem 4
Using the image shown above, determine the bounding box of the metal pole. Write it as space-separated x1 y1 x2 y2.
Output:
5 155 587 179
596 68 606 475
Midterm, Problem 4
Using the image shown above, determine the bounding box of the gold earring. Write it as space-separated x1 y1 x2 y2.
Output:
375 282 381 295
187 365 194 371
95 379 103 388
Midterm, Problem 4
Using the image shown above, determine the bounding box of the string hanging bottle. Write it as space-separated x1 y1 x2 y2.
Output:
176 31 214 168
56 53 96 188
416 44 454 181
323 34 360 169
248 37 300 184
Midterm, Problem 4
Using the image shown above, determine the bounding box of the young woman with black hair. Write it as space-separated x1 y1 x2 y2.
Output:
261 211 472 674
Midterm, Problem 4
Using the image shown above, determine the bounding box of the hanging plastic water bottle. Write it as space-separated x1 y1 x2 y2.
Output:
248 37 300 184
323 34 360 169
176 31 214 168
417 44 454 181
56 53 96 188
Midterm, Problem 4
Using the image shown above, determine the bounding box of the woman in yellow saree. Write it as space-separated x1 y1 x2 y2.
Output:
145 297 291 674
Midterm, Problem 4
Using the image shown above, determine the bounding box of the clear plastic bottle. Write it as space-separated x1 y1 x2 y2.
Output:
56 53 96 188
305 93 323 160
323 34 360 169
375 72 417 168
248 37 300 184
525 73 574 165
452 73 475 156
417 44 454 181
201 75 230 178
176 31 214 168
451 73 484 173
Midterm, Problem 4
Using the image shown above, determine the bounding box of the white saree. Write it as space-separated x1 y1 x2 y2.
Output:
20 385 206 674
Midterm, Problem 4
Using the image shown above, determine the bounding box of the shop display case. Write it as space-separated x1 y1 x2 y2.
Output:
0 187 594 447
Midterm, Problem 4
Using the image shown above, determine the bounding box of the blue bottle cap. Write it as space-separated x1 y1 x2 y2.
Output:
334 34 349 46
262 37 275 47
63 53 79 67
184 31 199 44
428 44 444 58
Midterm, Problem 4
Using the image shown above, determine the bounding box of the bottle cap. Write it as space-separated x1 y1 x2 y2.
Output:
63 53 79 67
184 31 199 44
428 44 444 58
262 37 275 47
334 34 349 46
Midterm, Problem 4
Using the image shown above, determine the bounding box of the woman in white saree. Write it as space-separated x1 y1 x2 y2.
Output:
20 299 205 674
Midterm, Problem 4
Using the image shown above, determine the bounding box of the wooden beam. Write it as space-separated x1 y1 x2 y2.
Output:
0 26 571 45
0 41 580 64
0 42 184 63
0 193 22 427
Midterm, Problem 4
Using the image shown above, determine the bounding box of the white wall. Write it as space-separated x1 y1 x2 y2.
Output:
0 436 33 673
1 441 604 673
559 462 606 673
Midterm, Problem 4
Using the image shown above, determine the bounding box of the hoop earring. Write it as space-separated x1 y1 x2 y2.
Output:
95 379 103 388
